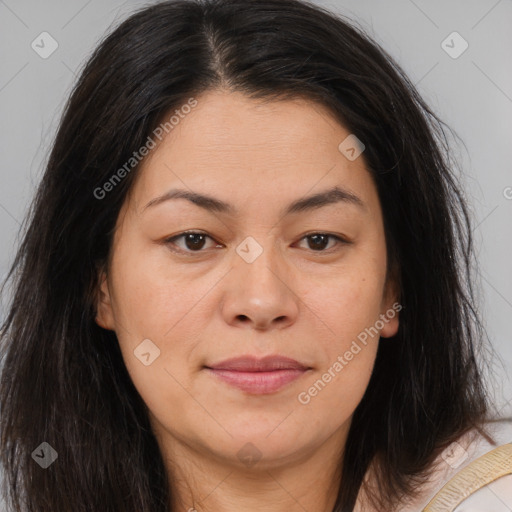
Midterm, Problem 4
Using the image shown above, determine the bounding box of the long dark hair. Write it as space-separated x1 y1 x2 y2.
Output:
0 0 491 510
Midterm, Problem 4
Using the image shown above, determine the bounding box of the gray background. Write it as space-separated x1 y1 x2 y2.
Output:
0 0 511 447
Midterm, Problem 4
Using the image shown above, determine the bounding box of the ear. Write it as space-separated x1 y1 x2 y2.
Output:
95 269 116 331
379 270 401 339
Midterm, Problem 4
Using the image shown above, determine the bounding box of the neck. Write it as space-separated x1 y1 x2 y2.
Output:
154 426 348 512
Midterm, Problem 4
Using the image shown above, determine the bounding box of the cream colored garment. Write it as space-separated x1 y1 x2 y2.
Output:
453 472 512 512
354 420 512 511
415 420 512 512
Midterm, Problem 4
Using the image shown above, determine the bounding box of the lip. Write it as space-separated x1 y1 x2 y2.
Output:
207 355 309 372
204 355 310 394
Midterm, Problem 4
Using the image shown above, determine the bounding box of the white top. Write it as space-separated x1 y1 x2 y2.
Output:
411 419 512 512
354 419 512 511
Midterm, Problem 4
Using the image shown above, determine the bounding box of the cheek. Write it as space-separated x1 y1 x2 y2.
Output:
297 274 382 416
106 245 209 399
297 342 378 430
299 260 385 402
315 269 385 343
109 241 206 339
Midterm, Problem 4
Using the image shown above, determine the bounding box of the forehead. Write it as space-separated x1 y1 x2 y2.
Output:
174 90 343 156
127 89 379 218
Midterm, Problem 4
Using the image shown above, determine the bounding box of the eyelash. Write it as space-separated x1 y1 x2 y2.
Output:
164 230 350 256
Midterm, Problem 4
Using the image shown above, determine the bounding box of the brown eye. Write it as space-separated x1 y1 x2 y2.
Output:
307 234 330 251
165 231 219 254
182 233 207 251
298 233 349 252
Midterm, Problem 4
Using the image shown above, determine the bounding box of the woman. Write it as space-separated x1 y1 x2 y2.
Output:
0 0 510 511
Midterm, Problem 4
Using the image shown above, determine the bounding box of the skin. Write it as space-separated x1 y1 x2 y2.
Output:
95 89 400 512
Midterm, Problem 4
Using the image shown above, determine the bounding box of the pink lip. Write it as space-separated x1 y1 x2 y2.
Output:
204 355 310 394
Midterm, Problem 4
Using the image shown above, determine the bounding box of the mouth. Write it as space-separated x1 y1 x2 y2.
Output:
204 355 311 394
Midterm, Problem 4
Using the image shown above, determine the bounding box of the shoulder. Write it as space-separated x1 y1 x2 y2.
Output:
411 419 512 512
452 471 512 512
355 420 512 512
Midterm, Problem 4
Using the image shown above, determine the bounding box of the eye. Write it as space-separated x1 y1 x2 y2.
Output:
164 231 221 253
296 233 349 252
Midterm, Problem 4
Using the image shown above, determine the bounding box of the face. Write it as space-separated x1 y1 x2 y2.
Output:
95 89 399 473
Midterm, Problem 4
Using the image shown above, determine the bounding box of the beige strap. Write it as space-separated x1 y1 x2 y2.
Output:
422 443 512 512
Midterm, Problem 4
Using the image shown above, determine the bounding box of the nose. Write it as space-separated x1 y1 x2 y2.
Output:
220 240 300 331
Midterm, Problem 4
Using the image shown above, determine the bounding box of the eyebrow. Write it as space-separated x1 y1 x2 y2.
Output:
142 185 366 216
